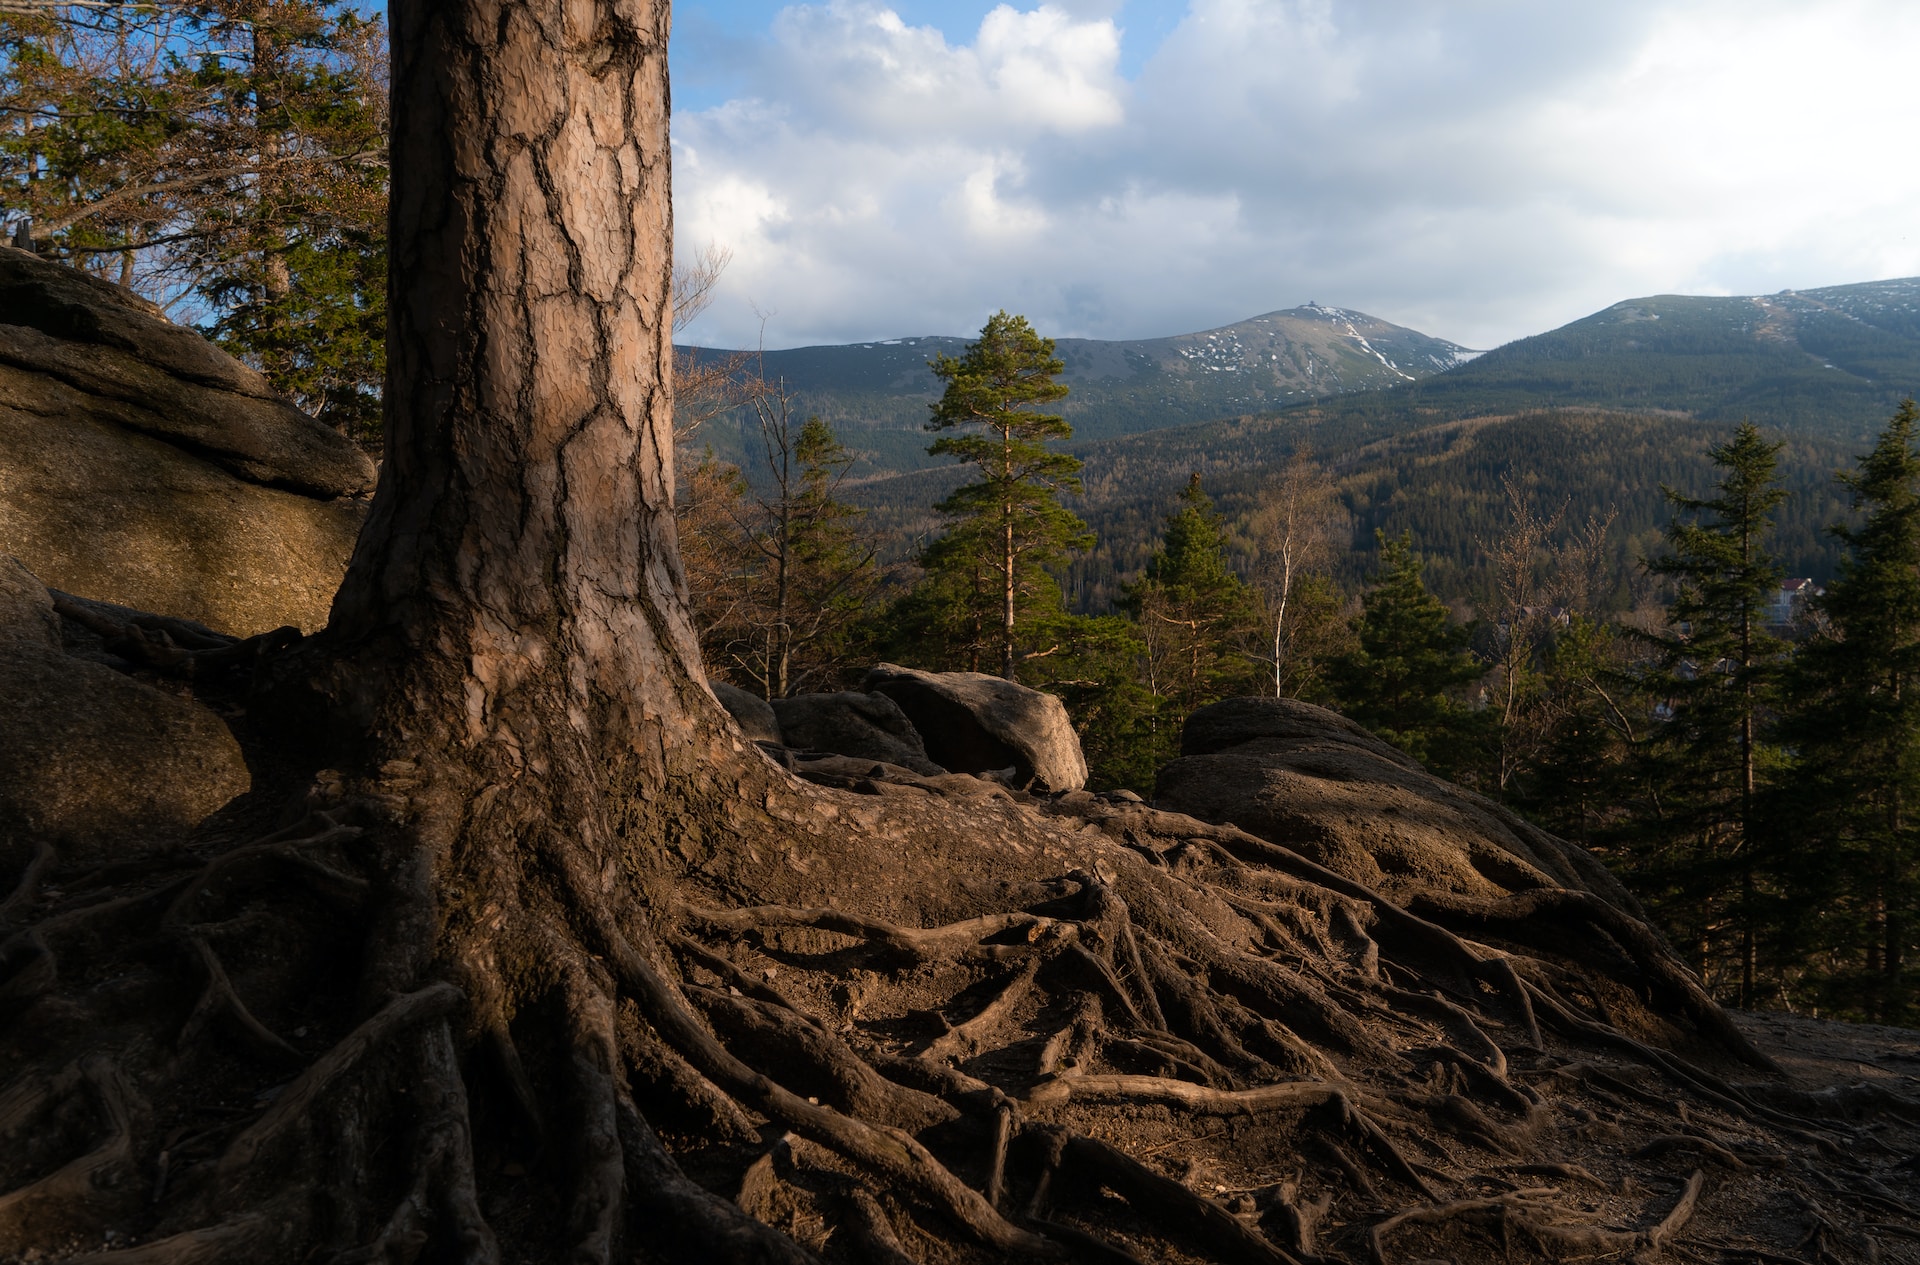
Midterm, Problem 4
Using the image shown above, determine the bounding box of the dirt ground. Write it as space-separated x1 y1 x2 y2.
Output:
1735 1011 1920 1093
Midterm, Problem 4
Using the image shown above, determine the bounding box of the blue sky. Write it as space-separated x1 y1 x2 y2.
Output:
674 0 1184 108
669 0 1920 351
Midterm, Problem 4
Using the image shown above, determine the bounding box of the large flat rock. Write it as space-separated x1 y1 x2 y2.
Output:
1158 696 1639 913
863 664 1087 792
0 246 373 635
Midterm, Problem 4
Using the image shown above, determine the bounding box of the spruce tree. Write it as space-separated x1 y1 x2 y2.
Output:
924 311 1092 679
1635 422 1787 1006
1124 474 1263 721
1779 400 1920 1020
1325 531 1488 776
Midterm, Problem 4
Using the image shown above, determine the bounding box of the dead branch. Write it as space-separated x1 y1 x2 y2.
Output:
1025 1074 1340 1116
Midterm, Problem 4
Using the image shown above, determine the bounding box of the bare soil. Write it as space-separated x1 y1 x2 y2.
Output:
5 630 1920 1264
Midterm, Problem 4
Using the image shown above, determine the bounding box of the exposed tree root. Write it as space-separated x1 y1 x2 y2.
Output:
8 740 1919 1264
1039 1128 1305 1265
0 1057 136 1244
0 841 53 926
1367 1168 1704 1263
49 590 299 680
175 936 302 1063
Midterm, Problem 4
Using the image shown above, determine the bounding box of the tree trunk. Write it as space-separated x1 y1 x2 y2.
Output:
1002 430 1017 680
331 0 705 758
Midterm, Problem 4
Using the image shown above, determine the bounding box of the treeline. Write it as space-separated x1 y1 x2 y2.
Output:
683 312 1920 1023
842 410 1861 619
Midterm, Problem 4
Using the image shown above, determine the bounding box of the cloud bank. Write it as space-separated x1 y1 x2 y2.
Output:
671 0 1920 350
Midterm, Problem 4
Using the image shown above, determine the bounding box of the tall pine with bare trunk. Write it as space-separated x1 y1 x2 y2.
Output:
924 310 1091 679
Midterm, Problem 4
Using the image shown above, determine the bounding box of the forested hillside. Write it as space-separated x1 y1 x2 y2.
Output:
727 278 1919 612
848 410 1860 612
1198 278 1920 452
677 303 1475 475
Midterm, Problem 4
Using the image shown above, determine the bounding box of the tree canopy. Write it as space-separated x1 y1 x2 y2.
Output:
923 310 1092 678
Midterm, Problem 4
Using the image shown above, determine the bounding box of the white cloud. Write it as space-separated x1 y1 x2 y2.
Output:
672 0 1920 350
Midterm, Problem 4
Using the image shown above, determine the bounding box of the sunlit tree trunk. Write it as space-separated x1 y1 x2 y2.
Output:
328 0 719 813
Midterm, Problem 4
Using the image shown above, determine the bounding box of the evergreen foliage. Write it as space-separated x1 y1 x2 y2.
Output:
1022 614 1158 793
1777 400 1920 1020
0 0 388 441
1629 423 1788 1006
1510 617 1638 848
1124 474 1263 720
1324 532 1489 778
917 311 1093 678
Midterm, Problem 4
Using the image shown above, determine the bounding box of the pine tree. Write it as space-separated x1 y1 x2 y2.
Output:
1325 531 1488 777
1 0 388 438
1124 474 1263 721
924 311 1092 679
1634 422 1787 1006
1778 400 1920 1020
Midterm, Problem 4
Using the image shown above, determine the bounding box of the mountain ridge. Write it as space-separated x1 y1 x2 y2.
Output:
677 303 1478 475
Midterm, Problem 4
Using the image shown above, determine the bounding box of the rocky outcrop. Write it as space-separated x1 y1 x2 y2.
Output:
0 556 250 871
863 664 1087 792
710 680 782 745
1156 696 1639 913
0 246 375 635
769 690 945 777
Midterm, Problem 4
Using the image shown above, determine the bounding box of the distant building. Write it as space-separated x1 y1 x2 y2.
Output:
1767 578 1822 628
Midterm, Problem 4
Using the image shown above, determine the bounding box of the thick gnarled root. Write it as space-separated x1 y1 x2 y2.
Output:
5 778 1918 1265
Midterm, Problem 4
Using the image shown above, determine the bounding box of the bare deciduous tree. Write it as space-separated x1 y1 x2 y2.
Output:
1249 445 1348 697
694 376 881 698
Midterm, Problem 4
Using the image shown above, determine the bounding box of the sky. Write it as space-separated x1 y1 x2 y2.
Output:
669 0 1920 351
